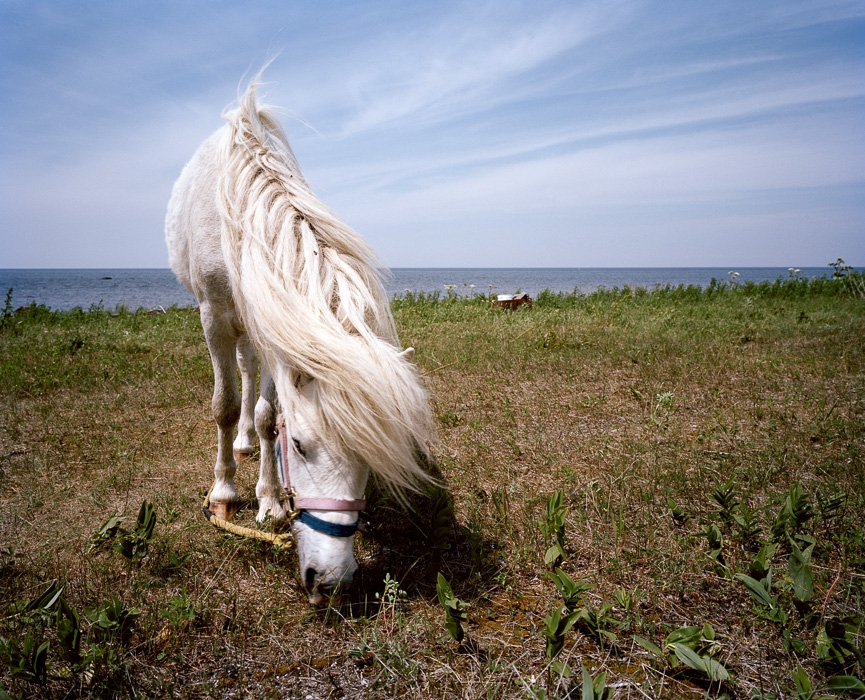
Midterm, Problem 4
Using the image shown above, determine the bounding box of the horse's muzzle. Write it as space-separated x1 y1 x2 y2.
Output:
303 561 357 605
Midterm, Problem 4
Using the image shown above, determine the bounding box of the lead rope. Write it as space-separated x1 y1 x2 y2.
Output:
202 482 296 547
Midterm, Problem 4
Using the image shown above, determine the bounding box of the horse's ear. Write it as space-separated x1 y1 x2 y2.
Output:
399 347 415 362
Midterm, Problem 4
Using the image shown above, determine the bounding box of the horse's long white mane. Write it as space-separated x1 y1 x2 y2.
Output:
217 81 434 492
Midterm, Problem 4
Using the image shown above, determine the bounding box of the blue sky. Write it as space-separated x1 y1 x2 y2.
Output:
1 1 863 268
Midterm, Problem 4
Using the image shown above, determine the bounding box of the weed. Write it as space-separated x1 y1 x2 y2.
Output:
771 483 814 544
0 289 13 331
648 391 674 430
88 514 125 552
436 572 468 644
88 500 157 562
0 584 65 684
156 549 190 578
816 489 846 524
709 478 739 527
579 665 613 700
161 589 195 628
0 581 140 696
747 542 777 583
703 523 726 569
574 602 618 649
829 257 852 278
791 664 832 700
667 497 691 525
542 604 579 661
816 616 865 669
491 485 511 534
55 599 81 666
544 569 594 611
86 596 140 643
734 570 788 625
116 500 157 561
375 573 407 636
541 490 567 567
788 540 815 603
0 634 48 684
635 622 729 683
437 409 463 427
733 504 763 550
825 675 865 696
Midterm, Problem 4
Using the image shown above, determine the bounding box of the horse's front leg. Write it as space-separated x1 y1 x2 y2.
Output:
201 303 241 519
233 333 258 459
254 365 286 522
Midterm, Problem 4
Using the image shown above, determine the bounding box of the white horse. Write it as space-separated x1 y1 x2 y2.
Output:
165 80 434 603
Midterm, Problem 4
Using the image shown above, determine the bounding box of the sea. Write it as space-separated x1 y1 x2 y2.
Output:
0 267 850 312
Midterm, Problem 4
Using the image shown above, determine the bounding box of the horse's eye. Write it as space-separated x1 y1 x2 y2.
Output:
292 438 306 458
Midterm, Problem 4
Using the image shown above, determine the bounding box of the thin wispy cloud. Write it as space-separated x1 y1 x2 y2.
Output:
328 7 602 135
0 0 862 268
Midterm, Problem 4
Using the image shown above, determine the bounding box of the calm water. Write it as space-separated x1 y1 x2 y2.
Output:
0 267 846 312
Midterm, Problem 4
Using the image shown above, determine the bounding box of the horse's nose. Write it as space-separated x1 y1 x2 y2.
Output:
305 567 318 593
303 564 356 604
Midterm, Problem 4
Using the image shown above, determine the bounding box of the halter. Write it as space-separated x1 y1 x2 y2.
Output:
275 414 366 538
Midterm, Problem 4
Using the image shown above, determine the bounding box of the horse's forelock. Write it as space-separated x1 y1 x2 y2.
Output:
280 342 435 494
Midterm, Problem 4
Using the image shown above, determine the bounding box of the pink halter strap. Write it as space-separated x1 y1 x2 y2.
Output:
275 414 367 513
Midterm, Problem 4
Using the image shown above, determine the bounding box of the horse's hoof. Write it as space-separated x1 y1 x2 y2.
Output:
233 448 253 462
256 498 287 523
209 500 240 521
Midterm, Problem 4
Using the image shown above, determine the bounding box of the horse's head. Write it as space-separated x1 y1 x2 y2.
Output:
281 373 369 604
278 346 430 604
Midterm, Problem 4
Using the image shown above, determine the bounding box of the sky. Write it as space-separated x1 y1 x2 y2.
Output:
0 1 863 269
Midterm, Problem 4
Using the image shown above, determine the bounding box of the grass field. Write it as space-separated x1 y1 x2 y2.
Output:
1 271 863 699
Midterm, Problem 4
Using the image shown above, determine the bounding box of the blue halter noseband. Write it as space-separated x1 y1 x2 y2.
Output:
275 414 366 538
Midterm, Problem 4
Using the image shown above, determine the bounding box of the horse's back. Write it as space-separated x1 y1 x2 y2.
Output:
165 129 233 307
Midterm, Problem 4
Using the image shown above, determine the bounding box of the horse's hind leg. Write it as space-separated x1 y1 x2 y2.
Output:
254 365 286 521
201 302 241 519
233 334 258 459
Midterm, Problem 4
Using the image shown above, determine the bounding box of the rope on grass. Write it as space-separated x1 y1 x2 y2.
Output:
202 483 295 548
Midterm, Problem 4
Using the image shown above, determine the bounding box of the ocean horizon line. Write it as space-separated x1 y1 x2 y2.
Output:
1 265 859 312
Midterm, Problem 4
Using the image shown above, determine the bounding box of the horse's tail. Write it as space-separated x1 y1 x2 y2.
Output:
217 81 435 492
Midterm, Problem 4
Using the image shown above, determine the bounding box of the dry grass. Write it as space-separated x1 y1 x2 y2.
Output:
1 279 863 698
